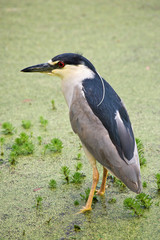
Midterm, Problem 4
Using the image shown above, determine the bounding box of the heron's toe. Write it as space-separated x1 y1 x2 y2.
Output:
76 206 92 214
96 189 105 196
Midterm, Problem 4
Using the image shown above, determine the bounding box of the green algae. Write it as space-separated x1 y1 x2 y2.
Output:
0 0 160 239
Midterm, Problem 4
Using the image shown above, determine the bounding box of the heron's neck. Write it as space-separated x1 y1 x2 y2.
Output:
61 65 95 107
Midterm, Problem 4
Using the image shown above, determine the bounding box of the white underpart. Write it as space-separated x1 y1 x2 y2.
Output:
48 62 95 107
115 110 140 166
82 144 97 168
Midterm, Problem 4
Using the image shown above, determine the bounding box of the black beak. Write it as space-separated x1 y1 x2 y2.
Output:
21 63 54 73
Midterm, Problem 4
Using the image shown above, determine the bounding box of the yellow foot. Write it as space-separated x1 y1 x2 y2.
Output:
96 189 105 196
76 206 92 214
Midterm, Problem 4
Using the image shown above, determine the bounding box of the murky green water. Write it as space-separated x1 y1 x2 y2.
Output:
0 0 160 239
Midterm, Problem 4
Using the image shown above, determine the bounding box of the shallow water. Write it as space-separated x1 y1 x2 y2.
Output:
0 0 160 239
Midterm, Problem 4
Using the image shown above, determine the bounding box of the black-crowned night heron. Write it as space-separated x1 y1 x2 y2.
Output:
21 53 142 213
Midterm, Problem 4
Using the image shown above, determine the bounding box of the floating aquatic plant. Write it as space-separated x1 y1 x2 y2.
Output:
8 151 17 165
124 193 152 217
61 166 70 184
78 143 82 150
136 138 146 166
34 195 43 209
0 137 5 156
74 225 81 232
155 173 160 191
124 197 144 217
135 193 153 209
11 132 34 156
1 122 15 135
44 138 63 154
143 181 147 188
9 132 34 164
108 198 117 204
80 188 98 203
108 173 126 191
74 200 80 206
49 179 57 189
39 116 48 130
114 178 126 191
45 217 52 225
71 172 84 184
22 120 32 129
75 162 83 172
51 99 56 110
71 162 85 184
76 153 82 160
37 136 42 145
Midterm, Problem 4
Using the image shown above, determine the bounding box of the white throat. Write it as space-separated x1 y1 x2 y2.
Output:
61 64 95 108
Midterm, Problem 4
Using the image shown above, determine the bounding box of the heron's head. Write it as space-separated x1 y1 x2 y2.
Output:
21 53 96 80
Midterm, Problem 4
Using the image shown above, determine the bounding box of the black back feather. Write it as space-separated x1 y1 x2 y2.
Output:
82 76 135 161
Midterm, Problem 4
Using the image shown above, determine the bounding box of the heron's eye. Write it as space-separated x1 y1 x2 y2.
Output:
58 61 65 68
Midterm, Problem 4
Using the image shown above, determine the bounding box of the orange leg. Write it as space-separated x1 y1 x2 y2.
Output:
78 166 99 213
96 167 108 195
